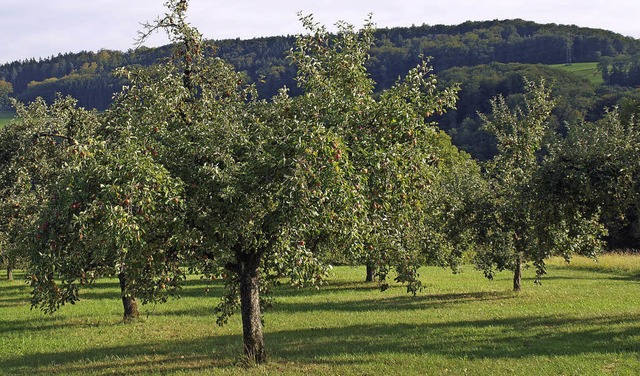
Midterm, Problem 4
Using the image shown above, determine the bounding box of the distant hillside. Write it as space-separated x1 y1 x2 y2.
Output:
1 18 638 111
437 62 600 160
2 19 640 160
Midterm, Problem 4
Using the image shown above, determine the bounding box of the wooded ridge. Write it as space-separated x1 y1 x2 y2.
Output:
2 18 640 161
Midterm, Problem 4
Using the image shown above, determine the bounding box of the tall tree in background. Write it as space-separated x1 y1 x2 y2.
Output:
0 79 13 111
540 108 640 248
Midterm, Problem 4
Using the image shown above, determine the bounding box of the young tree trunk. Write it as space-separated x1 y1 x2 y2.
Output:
7 260 13 281
365 263 375 282
513 254 522 292
118 272 140 320
238 251 266 364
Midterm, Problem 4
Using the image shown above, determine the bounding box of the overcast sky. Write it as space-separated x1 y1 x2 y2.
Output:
2 0 639 64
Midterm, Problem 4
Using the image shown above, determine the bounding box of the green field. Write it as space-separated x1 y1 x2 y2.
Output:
0 111 15 128
550 62 604 86
1 256 639 375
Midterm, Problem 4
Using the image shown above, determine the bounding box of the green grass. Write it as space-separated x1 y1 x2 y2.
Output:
549 252 640 276
549 62 604 86
1 259 639 375
0 111 15 128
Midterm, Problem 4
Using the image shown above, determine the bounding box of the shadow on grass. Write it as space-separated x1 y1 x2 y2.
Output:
0 282 32 309
0 332 243 375
2 313 638 374
153 290 515 320
547 264 640 281
270 290 516 314
0 282 30 294
268 314 640 364
0 316 77 335
0 298 30 309
274 280 381 297
71 277 226 302
609 273 640 281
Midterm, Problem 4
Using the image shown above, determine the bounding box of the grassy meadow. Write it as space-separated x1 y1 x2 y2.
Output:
0 111 15 128
549 62 604 86
1 257 639 375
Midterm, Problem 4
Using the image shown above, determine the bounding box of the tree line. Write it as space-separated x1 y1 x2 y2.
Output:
1 1 640 364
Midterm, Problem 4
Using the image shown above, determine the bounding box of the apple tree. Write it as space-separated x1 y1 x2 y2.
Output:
27 118 185 319
288 14 485 292
23 0 480 363
475 79 604 291
2 97 185 320
0 96 95 282
107 2 361 362
111 0 474 362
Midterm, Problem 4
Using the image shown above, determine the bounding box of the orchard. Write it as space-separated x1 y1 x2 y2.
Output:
0 0 613 365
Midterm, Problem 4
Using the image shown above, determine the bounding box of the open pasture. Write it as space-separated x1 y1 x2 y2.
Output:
549 62 604 86
0 111 14 128
1 258 639 375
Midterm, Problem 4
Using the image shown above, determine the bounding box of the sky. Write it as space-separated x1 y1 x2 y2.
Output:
2 0 640 65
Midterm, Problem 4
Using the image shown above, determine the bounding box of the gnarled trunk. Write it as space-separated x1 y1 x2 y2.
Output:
365 263 375 282
238 251 266 364
118 272 139 320
513 254 522 292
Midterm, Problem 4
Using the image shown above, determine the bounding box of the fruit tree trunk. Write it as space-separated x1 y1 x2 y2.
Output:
365 263 375 282
238 251 266 364
513 254 522 292
118 272 140 320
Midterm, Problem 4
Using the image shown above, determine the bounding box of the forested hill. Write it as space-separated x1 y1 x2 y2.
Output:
2 19 640 160
371 18 639 72
1 19 637 110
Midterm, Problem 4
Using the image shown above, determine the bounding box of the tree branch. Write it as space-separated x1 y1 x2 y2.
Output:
32 132 78 145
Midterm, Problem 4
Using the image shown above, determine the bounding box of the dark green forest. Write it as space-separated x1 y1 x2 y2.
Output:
2 18 640 161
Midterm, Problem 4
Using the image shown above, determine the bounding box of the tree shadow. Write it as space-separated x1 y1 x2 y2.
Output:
547 264 640 281
273 280 381 297
609 273 640 281
0 314 109 335
0 281 30 294
268 314 640 363
74 277 225 301
2 313 638 374
0 332 243 375
0 296 31 308
270 290 516 314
